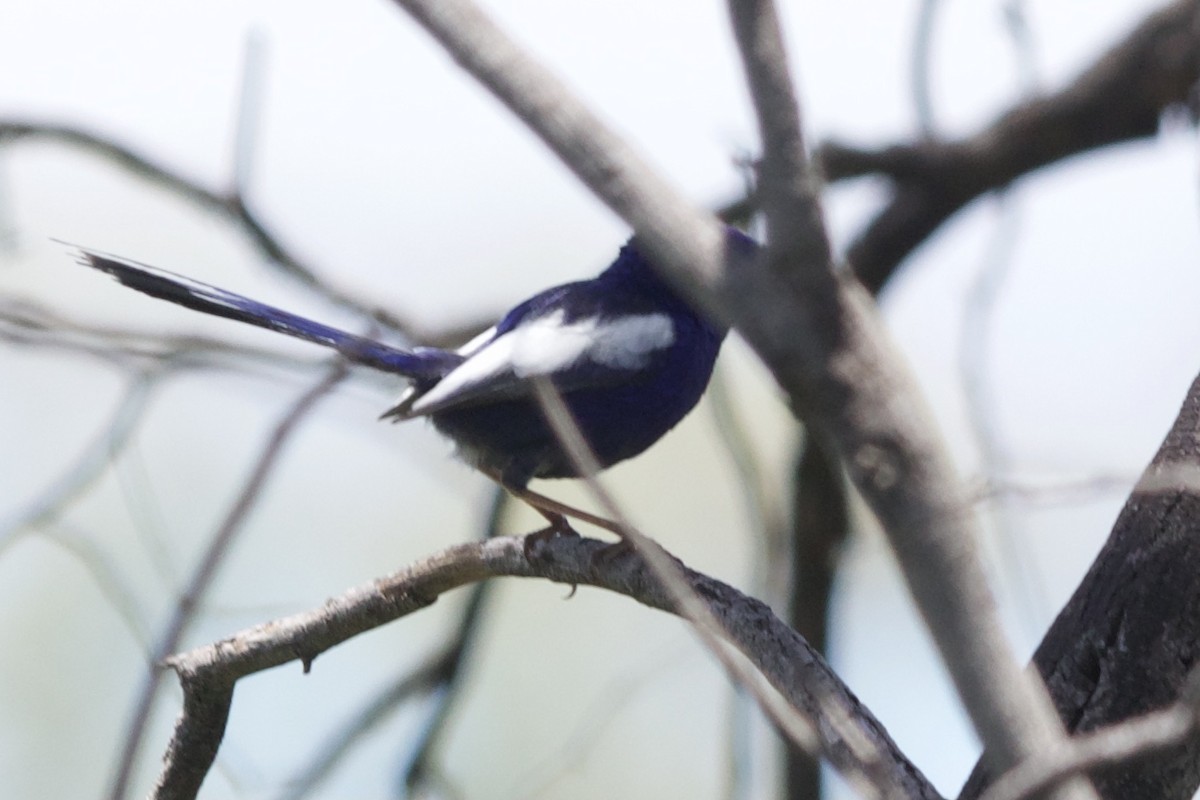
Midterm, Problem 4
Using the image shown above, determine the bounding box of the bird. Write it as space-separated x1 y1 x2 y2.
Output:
75 229 757 531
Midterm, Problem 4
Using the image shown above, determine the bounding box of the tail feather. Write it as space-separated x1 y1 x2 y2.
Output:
77 250 459 378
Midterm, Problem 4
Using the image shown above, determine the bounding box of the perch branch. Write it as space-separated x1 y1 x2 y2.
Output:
154 533 938 800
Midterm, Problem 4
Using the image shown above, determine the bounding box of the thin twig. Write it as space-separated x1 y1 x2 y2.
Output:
107 361 349 800
0 120 429 339
956 0 1047 638
41 519 158 652
231 30 267 197
912 0 942 137
706 367 790 601
953 0 1048 637
959 195 1050 636
0 370 156 554
402 488 507 793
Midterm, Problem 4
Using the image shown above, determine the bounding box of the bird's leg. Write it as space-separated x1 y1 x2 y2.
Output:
480 468 622 534
512 486 642 567
508 484 623 536
480 470 624 560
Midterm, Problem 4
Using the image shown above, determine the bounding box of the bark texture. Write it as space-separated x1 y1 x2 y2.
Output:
962 374 1200 799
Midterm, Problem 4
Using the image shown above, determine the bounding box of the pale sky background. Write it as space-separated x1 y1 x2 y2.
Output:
0 1 1198 799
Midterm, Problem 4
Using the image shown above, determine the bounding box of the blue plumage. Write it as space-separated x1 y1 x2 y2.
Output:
78 230 756 489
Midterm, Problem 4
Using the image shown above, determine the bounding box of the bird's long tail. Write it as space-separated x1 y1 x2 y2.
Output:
76 250 461 378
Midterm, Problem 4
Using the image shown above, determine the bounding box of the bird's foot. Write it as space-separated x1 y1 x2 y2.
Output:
522 513 581 560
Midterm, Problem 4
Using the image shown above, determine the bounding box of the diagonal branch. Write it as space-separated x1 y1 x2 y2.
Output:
961 374 1200 799
725 4 1094 798
385 0 1095 796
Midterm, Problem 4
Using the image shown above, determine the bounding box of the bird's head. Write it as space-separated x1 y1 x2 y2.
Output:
606 226 757 295
602 226 758 332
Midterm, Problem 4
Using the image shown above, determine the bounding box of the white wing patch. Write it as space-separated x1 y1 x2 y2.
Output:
578 313 676 369
409 311 675 414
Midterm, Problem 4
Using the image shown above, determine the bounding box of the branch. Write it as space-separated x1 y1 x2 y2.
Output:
786 437 850 798
979 667 1200 800
820 0 1200 292
0 120 484 346
276 490 508 800
109 363 349 800
0 370 155 554
381 0 1094 795
153 534 937 800
961 373 1200 799
725 4 1093 797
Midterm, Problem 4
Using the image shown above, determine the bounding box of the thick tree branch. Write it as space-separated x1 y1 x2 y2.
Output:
961 373 1200 798
725 4 1093 797
385 0 729 322
381 0 1095 795
979 667 1200 800
154 534 937 800
820 0 1200 292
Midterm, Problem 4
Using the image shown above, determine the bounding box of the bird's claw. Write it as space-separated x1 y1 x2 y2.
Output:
522 515 581 560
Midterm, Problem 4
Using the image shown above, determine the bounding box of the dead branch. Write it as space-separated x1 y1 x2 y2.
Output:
821 0 1200 293
153 534 938 800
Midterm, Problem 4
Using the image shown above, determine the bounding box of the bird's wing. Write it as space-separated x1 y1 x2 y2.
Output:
76 249 457 378
401 308 677 417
